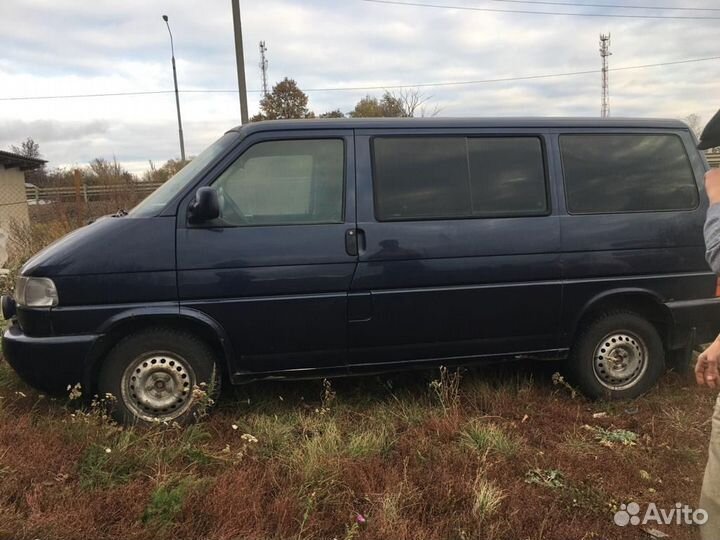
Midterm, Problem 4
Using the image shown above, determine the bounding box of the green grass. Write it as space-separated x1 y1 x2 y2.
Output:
460 420 519 457
142 475 204 527
347 426 394 457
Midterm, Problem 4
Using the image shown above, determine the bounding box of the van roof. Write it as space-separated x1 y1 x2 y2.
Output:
231 117 689 134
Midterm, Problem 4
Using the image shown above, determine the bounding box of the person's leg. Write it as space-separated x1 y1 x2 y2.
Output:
701 394 720 539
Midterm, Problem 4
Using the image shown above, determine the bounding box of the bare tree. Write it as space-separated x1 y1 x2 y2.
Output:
11 137 41 159
419 103 443 118
390 88 433 118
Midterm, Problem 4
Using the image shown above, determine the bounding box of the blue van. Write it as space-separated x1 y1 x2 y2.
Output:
3 118 719 424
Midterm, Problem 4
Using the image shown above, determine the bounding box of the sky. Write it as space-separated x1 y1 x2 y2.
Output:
1 0 720 174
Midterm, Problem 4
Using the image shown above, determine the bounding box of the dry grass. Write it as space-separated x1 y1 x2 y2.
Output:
0 356 714 540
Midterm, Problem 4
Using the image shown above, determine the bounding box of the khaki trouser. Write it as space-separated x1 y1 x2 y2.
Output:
702 394 720 539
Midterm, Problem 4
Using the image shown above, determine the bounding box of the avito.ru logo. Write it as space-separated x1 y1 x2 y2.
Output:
614 502 708 527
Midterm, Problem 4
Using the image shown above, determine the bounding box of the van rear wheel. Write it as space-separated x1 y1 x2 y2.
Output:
565 311 665 400
98 328 220 425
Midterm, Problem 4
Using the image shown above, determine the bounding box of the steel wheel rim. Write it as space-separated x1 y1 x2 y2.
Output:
120 351 196 422
592 331 649 391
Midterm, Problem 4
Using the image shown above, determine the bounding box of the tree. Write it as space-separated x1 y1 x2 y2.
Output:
349 89 439 118
142 158 189 183
319 109 345 118
396 88 441 117
11 137 47 186
350 92 405 118
87 157 134 185
253 77 314 120
11 137 41 159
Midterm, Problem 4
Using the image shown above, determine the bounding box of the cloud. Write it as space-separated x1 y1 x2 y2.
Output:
1 0 719 170
0 119 110 142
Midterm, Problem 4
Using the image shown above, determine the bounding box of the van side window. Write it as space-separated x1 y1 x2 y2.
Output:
213 139 344 226
372 136 547 221
560 134 698 214
467 138 547 216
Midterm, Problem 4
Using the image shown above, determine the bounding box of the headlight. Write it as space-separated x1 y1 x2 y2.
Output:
15 276 59 307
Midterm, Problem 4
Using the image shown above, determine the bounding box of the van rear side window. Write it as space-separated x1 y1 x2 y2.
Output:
372 136 547 221
560 134 698 214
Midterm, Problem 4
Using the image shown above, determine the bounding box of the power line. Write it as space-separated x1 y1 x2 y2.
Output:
1 55 719 102
358 0 720 20
474 0 720 12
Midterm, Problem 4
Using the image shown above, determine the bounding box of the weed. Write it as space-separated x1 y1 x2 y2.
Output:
587 426 638 447
290 420 343 483
67 382 82 401
142 475 203 527
191 382 215 421
525 468 566 489
347 426 394 457
78 435 146 489
343 521 361 540
429 366 462 414
471 472 505 522
238 412 296 458
565 482 612 513
296 490 317 540
460 420 519 457
319 378 336 414
551 372 577 398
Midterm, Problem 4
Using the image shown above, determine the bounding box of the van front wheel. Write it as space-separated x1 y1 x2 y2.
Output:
98 328 220 425
565 311 665 400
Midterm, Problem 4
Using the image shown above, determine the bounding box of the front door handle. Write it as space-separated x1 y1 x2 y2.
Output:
345 228 358 256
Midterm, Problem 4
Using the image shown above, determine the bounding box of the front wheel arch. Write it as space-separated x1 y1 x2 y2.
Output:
97 327 221 424
84 312 232 396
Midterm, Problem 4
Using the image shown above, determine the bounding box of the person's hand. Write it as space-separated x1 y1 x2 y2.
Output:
705 169 720 205
696 338 720 388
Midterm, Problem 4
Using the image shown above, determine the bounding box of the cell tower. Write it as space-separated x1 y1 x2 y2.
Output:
599 33 611 118
259 41 269 97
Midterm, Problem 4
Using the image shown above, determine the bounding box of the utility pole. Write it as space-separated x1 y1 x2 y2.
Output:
162 15 186 161
231 0 249 124
259 41 269 97
599 33 611 118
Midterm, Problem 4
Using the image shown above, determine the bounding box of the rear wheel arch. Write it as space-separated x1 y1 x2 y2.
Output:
84 311 233 394
570 290 673 350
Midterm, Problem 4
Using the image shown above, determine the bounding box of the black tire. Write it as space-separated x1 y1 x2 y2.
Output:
564 311 665 400
97 328 220 425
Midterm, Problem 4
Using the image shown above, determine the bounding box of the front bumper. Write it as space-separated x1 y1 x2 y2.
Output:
2 322 100 394
666 297 720 345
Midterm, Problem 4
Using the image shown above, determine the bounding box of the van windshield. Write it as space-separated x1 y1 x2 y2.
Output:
129 132 238 217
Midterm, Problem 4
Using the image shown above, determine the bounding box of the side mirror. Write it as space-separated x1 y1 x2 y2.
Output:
188 187 220 223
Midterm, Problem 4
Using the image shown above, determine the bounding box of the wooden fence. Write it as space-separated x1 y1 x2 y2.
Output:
25 181 164 204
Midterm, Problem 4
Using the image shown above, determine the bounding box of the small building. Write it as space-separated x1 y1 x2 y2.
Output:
0 150 46 266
